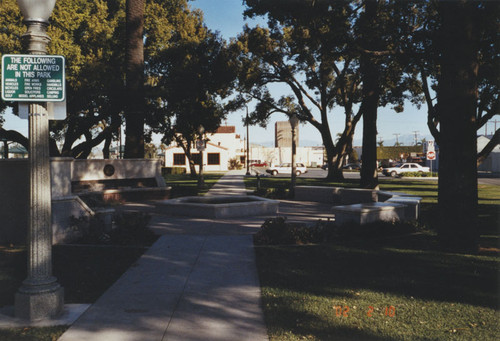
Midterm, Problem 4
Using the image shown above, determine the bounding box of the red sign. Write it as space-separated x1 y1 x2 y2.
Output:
427 150 436 160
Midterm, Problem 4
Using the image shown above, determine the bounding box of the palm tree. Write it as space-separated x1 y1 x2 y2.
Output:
124 0 145 158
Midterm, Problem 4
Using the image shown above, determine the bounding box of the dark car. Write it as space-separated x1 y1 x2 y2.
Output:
343 163 361 170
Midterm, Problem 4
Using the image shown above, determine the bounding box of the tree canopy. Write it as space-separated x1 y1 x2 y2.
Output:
148 27 239 174
236 0 424 182
0 0 209 158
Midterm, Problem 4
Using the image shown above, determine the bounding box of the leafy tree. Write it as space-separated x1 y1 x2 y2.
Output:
436 1 498 252
0 0 204 159
350 0 425 188
418 1 499 165
412 0 499 252
239 0 363 180
1 0 123 158
148 28 239 175
239 1 421 184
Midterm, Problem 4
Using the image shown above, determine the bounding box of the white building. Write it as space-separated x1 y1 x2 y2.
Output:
163 125 325 173
163 126 245 172
249 146 324 168
478 135 500 173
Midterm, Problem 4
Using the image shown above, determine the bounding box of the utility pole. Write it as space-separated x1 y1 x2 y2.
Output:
412 131 419 146
393 133 400 146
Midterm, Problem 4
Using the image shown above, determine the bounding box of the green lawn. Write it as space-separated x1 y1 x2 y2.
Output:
164 171 226 197
256 236 499 341
249 175 500 340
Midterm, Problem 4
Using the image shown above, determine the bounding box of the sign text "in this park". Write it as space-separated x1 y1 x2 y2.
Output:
1 54 65 102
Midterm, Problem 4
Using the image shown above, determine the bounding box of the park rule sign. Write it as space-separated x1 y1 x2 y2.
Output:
1 54 65 102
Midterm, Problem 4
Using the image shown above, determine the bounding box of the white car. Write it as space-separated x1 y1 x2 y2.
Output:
266 163 308 176
382 163 430 177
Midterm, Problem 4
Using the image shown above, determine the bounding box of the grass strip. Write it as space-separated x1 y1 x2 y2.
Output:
164 172 226 197
255 235 500 341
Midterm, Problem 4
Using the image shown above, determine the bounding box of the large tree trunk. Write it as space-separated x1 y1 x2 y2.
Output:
124 0 145 159
359 0 380 189
359 64 379 189
437 0 479 253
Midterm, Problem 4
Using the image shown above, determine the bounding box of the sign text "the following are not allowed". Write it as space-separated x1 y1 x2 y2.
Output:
1 54 65 102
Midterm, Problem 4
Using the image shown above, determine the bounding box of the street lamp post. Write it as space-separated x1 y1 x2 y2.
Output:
15 0 64 321
289 114 299 199
245 105 250 175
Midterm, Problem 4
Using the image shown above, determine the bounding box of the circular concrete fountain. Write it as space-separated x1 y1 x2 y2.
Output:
156 195 279 218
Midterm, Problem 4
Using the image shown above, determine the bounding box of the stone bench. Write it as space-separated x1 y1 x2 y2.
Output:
295 186 341 203
338 187 378 204
331 202 406 226
386 196 422 220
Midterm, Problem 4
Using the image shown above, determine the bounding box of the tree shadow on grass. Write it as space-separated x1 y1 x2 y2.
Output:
256 237 499 310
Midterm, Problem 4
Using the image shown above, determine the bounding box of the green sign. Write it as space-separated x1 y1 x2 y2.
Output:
1 54 65 102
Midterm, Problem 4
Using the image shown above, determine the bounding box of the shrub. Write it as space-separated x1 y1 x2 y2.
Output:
162 167 186 175
400 172 437 177
254 217 424 245
254 217 331 245
111 211 156 246
70 211 157 246
228 158 243 170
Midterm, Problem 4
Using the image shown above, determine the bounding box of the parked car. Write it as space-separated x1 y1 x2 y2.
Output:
382 163 430 177
250 161 268 167
266 163 308 176
322 162 361 170
343 162 361 170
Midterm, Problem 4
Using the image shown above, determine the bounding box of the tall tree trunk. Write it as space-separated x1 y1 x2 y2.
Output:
359 64 379 189
102 134 112 159
124 0 145 159
437 0 479 253
359 0 380 189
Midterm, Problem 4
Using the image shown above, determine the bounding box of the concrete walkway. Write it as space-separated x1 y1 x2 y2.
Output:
57 170 333 341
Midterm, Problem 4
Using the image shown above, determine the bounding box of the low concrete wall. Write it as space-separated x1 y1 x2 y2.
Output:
295 185 422 225
296 186 377 204
0 158 167 245
72 158 166 187
339 188 378 204
157 195 279 218
295 186 341 204
52 196 94 244
0 159 29 244
0 158 96 244
332 202 406 225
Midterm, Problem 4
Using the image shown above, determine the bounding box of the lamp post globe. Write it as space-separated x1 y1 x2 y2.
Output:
17 0 56 54
17 0 56 22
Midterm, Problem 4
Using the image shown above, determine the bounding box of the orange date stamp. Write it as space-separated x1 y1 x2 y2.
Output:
334 305 396 317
